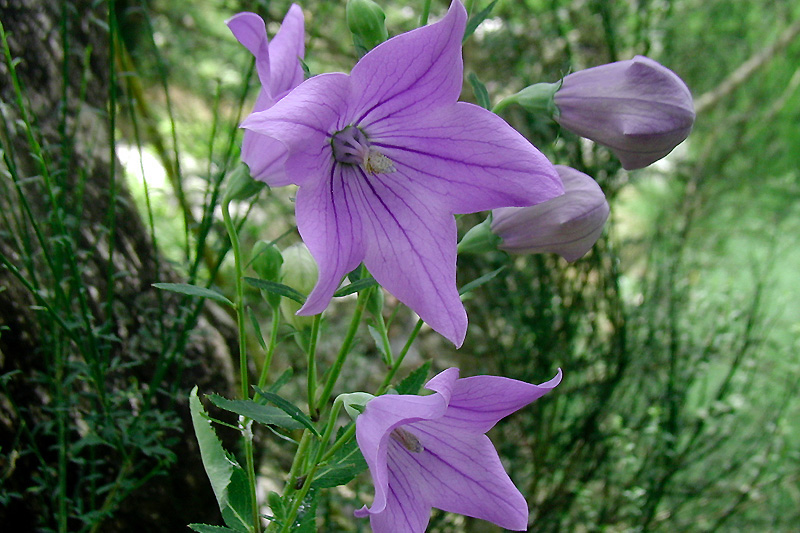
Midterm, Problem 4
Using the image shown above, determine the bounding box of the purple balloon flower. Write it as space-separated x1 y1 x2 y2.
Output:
354 367 562 532
227 5 305 183
241 0 562 346
492 165 610 261
554 55 695 170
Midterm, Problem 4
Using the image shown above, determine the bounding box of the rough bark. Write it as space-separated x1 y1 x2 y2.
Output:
0 0 237 529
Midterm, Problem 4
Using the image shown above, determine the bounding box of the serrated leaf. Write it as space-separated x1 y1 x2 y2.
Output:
208 394 304 431
463 0 499 42
189 387 254 532
333 276 377 297
312 429 367 489
189 525 240 533
252 387 320 437
243 277 306 304
153 283 233 307
459 266 506 296
395 361 432 395
468 72 492 110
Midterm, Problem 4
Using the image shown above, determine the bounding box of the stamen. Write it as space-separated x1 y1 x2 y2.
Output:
331 125 396 175
390 426 424 453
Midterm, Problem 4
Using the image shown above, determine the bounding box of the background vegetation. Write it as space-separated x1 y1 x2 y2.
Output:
1 0 798 531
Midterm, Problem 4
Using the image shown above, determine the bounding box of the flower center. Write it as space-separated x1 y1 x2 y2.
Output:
390 426 424 453
331 125 395 174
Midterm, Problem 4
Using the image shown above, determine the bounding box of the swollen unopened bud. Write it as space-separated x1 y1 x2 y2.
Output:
554 56 695 169
346 0 388 55
491 166 609 262
223 163 266 203
279 243 319 329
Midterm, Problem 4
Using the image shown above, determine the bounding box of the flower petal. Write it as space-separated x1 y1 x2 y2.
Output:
350 167 466 346
296 164 366 315
241 72 351 187
439 369 563 433
226 12 270 90
349 0 467 129
355 368 458 517
371 102 563 214
268 4 305 97
397 422 528 530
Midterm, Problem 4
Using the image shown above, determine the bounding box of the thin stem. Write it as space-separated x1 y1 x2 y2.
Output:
378 318 424 394
221 200 260 532
307 314 322 420
281 401 343 532
315 289 371 412
257 306 281 389
420 0 432 26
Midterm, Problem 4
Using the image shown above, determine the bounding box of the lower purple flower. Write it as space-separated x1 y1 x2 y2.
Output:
355 367 562 532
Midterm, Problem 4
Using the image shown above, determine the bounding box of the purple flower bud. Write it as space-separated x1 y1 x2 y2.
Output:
554 56 695 170
491 166 609 262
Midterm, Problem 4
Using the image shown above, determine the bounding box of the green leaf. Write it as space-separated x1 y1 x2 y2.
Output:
367 324 387 358
312 427 367 489
395 361 432 395
153 282 233 307
459 266 506 296
208 394 304 431
247 306 267 350
468 72 492 110
293 488 318 532
333 276 378 297
463 0 499 42
252 387 320 437
243 277 306 304
189 387 254 533
189 525 240 533
268 367 294 393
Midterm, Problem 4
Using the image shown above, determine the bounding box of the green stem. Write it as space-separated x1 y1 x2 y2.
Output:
281 401 343 532
378 318 424 394
420 0 432 26
315 289 371 412
257 306 281 389
221 200 260 532
307 314 322 420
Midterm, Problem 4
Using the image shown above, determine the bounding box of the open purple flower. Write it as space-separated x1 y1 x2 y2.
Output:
227 5 304 183
554 56 695 170
241 0 562 346
354 367 562 532
492 165 609 261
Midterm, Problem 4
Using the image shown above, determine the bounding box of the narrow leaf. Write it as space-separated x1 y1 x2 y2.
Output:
208 394 304 431
247 306 267 350
312 429 367 489
153 282 233 307
367 324 387 357
333 276 378 297
463 0 499 42
252 387 320 437
189 525 240 533
268 367 294 393
468 72 492 110
243 277 306 304
459 266 506 296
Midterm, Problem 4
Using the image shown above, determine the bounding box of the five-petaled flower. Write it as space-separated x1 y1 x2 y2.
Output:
227 4 305 183
241 0 562 346
554 55 695 170
354 367 562 532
